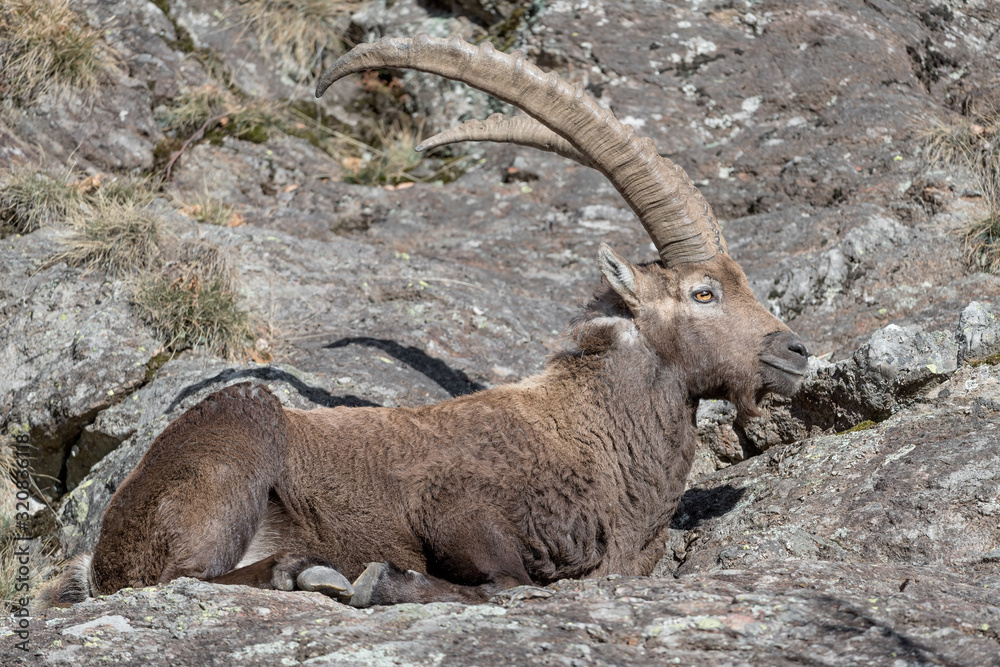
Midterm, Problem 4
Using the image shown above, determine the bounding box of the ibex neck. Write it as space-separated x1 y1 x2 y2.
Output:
543 343 697 463
530 342 698 559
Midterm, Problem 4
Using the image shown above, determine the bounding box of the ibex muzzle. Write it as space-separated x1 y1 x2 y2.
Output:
54 36 809 608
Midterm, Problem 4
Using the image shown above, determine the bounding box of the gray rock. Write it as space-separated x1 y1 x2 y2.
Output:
756 317 959 449
431 0 529 26
8 81 161 172
691 399 742 479
958 300 1000 365
756 213 912 323
14 562 999 665
75 0 205 105
345 0 515 130
168 0 307 99
846 323 959 411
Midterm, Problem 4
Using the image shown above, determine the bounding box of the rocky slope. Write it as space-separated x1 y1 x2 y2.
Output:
2 0 999 664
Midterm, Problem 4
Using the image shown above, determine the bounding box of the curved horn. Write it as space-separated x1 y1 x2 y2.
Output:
417 113 593 168
317 34 727 266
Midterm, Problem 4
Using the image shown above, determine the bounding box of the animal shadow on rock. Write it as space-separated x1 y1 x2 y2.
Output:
670 485 746 531
326 336 486 397
167 365 380 413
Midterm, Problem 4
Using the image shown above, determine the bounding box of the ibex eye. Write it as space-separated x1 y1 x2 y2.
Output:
694 290 714 302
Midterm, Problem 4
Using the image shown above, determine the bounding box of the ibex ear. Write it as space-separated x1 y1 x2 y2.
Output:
598 244 642 311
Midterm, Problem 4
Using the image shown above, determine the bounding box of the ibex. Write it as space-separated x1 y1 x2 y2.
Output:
54 36 809 607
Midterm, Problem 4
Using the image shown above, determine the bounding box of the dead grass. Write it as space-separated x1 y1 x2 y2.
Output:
182 195 242 227
56 198 162 277
95 173 160 207
342 121 425 186
0 164 81 236
156 85 286 144
923 108 1000 272
963 214 1000 274
0 440 16 540
285 104 472 185
0 166 162 239
0 0 121 104
155 85 234 136
240 0 363 84
0 537 55 615
0 539 20 614
41 170 259 359
131 240 254 360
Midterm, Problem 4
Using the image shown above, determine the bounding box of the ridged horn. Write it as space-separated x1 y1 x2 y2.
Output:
316 34 727 266
417 113 593 168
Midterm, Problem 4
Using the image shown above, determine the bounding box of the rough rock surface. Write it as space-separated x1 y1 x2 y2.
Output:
692 313 966 474
958 300 1000 365
9 563 1000 665
2 0 1000 663
526 0 1000 356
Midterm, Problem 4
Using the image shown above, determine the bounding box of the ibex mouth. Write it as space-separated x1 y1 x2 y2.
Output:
760 358 809 377
759 332 810 396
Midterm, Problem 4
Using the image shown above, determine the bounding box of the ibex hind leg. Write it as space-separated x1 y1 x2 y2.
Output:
211 551 354 602
88 382 288 596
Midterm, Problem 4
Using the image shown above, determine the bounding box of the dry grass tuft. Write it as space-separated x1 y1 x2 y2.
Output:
923 107 1000 272
131 240 253 360
181 195 243 227
95 173 160 208
156 85 286 144
155 85 234 136
0 539 20 615
0 164 81 236
286 104 470 185
0 0 121 104
0 439 17 540
0 438 25 614
342 121 424 186
240 0 362 84
56 198 162 277
44 171 257 359
0 166 161 239
963 214 1000 274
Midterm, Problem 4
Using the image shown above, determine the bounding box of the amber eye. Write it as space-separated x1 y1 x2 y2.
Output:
693 290 714 303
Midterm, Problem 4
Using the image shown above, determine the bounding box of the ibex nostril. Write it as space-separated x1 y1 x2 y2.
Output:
788 341 808 357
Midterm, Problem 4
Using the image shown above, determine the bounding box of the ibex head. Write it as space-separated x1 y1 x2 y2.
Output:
317 35 809 416
587 246 807 419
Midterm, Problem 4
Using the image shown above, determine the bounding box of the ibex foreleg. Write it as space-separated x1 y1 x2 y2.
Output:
210 551 354 601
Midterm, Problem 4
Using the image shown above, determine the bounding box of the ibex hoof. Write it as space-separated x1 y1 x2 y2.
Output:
272 568 296 591
348 561 390 608
297 566 354 599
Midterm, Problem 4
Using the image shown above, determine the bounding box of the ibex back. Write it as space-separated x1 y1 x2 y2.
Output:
54 36 809 607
